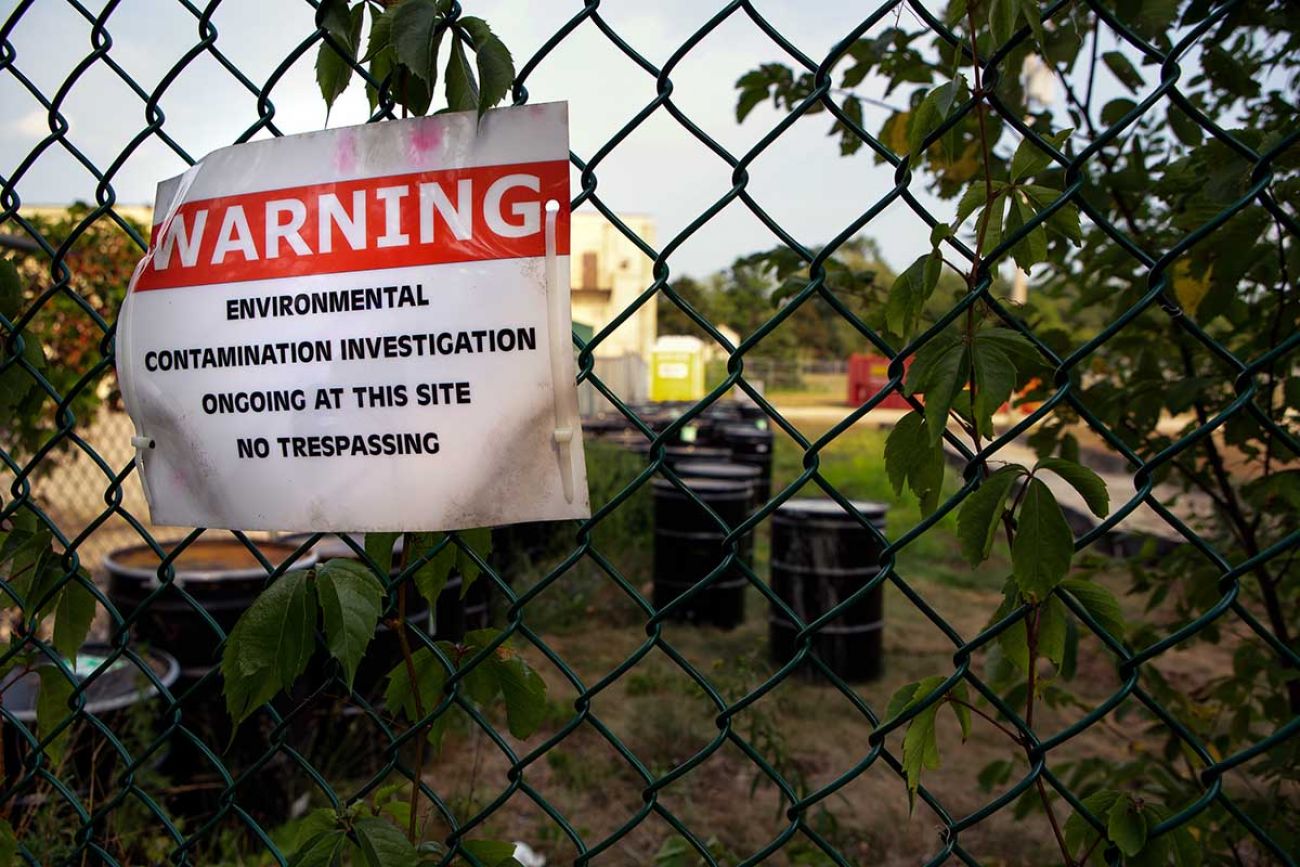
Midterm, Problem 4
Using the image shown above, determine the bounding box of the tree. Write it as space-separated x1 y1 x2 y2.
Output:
735 0 1298 863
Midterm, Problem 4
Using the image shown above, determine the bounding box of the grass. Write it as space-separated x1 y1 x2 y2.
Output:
766 372 848 408
184 417 1189 865
388 422 1081 865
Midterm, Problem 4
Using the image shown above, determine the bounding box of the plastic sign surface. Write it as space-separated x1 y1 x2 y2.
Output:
117 102 590 532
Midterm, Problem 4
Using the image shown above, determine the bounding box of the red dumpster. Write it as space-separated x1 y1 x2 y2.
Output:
846 354 912 409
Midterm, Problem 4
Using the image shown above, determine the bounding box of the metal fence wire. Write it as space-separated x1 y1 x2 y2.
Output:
1 0 1298 865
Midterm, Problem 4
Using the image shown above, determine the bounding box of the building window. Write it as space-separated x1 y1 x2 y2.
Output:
582 252 599 290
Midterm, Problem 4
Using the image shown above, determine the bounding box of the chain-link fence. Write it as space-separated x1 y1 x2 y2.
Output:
2 0 1298 865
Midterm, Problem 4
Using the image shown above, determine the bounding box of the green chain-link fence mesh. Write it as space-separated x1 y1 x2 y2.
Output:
1 0 1298 864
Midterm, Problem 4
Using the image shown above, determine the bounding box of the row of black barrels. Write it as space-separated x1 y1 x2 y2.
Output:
653 463 888 683
586 400 776 504
587 403 888 684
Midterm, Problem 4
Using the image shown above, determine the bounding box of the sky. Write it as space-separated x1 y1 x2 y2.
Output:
0 0 1127 279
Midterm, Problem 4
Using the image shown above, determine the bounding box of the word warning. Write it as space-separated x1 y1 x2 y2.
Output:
117 102 590 532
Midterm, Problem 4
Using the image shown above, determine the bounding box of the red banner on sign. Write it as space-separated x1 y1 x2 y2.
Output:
136 159 570 291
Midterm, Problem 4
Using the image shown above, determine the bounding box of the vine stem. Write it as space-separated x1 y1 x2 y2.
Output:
960 9 1074 864
948 697 1023 744
393 542 430 844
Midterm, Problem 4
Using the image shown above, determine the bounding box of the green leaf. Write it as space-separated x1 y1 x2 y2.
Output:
37 665 75 767
976 758 1015 792
52 570 97 662
361 1 394 63
223 569 316 725
1020 0 1046 49
288 830 349 867
409 532 456 613
444 34 480 113
353 816 419 867
885 253 942 340
884 411 946 516
1010 128 1072 181
1036 457 1110 518
1005 191 1048 272
947 681 971 741
1021 185 1082 243
1037 595 1068 667
901 702 940 801
456 527 493 598
384 646 447 723
316 559 386 690
977 191 1007 251
906 337 968 443
907 76 967 157
1107 796 1148 857
458 17 513 115
1059 578 1125 640
461 840 518 864
882 675 970 802
989 0 1020 46
970 337 1018 436
1168 107 1203 147
1064 789 1122 853
1102 50 1145 93
1010 478 1074 598
884 675 945 724
0 818 16 866
1170 825 1203 867
986 580 1030 671
0 527 52 602
1100 97 1137 127
365 532 400 577
315 0 364 115
957 180 1007 230
493 652 547 739
393 0 445 83
957 464 1026 565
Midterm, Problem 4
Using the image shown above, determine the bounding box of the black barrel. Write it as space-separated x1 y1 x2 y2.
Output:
1 646 179 800
712 422 775 505
673 460 762 497
584 413 632 439
104 539 318 681
769 499 887 682
104 539 318 824
663 445 732 468
652 477 753 629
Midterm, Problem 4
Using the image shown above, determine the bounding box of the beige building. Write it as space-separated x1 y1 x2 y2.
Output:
569 212 657 360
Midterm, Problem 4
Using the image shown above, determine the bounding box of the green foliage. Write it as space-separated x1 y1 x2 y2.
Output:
885 252 942 339
908 76 969 158
0 819 16 866
1010 477 1074 599
36 664 74 767
383 627 548 750
317 0 365 117
3 206 148 461
316 559 387 690
883 676 970 807
1036 457 1110 518
957 464 1025 565
315 0 515 119
1059 578 1124 640
884 410 946 516
223 568 317 724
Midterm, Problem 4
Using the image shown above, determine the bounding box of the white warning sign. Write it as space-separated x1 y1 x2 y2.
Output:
116 102 589 532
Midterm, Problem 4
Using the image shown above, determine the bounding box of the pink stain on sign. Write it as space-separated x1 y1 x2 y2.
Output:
334 131 358 174
408 123 443 161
